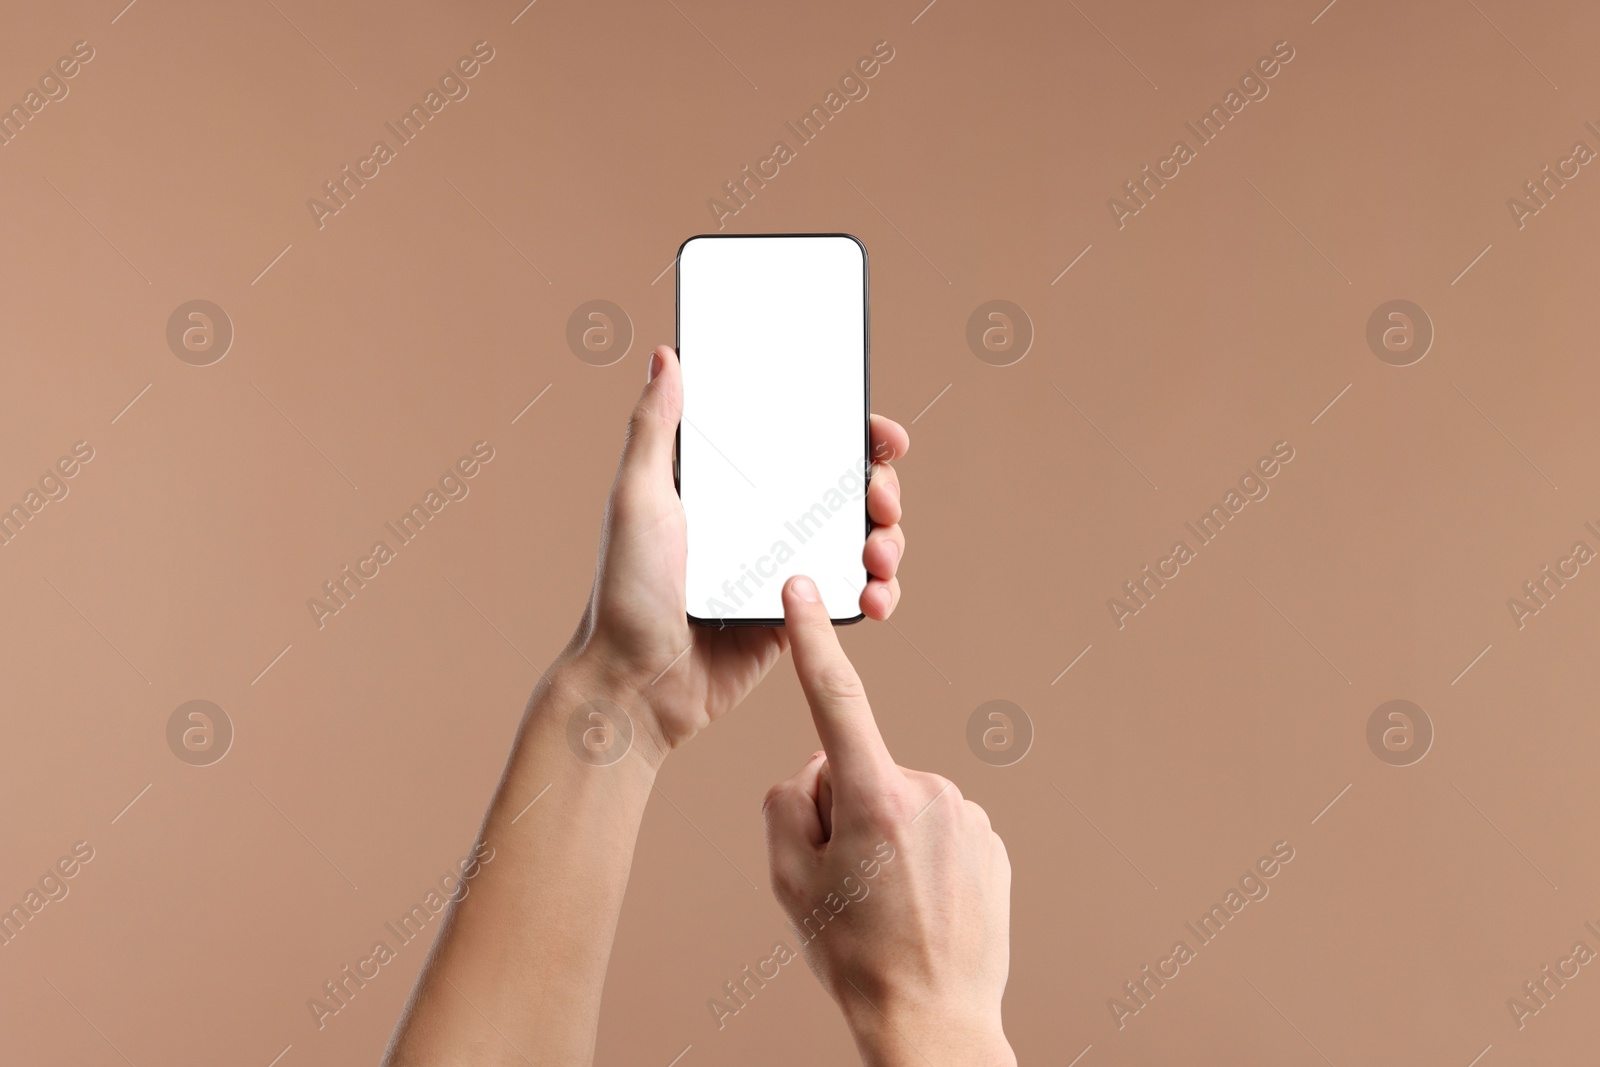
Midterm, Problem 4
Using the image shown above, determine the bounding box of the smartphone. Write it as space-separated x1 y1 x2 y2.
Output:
676 233 870 626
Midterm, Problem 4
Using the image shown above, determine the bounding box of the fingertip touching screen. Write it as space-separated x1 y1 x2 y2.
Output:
677 234 869 625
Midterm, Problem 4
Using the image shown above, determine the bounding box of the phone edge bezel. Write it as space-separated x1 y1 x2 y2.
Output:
674 231 871 628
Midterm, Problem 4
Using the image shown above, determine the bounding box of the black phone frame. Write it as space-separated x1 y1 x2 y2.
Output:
673 232 872 628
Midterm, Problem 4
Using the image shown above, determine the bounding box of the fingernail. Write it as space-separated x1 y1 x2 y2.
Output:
647 348 663 383
885 540 901 565
791 576 819 602
811 750 826 762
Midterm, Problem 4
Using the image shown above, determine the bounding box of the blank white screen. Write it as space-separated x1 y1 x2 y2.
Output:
678 235 868 623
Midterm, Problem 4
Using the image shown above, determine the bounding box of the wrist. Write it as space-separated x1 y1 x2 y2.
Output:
529 646 673 772
843 999 1014 1067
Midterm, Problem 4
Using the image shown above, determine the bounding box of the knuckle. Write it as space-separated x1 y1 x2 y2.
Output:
963 798 992 832
625 394 670 442
861 775 967 833
860 782 917 830
623 411 652 449
869 525 905 553
760 782 793 821
814 663 865 705
929 775 963 808
624 403 649 441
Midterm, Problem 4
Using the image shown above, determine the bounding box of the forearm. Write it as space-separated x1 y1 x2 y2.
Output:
383 648 664 1067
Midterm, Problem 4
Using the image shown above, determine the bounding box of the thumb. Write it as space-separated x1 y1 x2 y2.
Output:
616 345 682 491
783 576 896 791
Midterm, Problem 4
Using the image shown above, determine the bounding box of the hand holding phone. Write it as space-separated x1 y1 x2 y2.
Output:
571 333 907 757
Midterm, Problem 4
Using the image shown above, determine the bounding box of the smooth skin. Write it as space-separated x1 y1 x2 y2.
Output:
383 344 1010 1065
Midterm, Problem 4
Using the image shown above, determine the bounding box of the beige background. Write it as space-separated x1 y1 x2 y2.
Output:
3 0 1599 1064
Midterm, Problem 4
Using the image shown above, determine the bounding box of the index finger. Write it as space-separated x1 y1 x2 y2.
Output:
870 414 910 463
782 576 896 790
